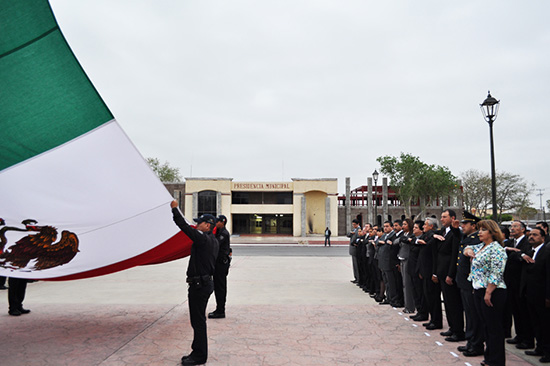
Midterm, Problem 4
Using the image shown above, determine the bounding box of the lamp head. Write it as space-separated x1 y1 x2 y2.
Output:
480 91 500 123
372 169 379 182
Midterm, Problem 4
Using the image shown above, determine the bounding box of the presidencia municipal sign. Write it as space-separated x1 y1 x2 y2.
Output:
232 182 293 191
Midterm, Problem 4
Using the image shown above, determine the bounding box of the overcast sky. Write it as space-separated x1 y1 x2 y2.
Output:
49 1 550 206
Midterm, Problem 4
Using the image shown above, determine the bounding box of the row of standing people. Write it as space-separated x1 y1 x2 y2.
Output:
348 210 550 366
501 220 550 363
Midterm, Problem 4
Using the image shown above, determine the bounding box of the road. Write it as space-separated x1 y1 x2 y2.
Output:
232 244 348 257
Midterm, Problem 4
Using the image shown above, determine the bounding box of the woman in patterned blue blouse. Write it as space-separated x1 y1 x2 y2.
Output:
463 219 507 366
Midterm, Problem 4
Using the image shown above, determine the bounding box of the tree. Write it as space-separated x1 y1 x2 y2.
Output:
377 153 458 218
146 157 182 182
516 206 538 221
461 169 492 215
460 169 534 221
496 171 534 215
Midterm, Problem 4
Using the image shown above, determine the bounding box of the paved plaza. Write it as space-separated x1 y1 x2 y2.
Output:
0 238 539 365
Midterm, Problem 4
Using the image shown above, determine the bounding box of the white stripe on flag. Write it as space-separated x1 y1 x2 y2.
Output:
0 120 180 279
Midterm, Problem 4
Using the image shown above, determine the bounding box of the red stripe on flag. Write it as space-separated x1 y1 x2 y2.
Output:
44 232 192 281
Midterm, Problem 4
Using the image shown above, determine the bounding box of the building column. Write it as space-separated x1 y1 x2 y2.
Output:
301 195 307 237
345 177 351 231
293 193 304 237
173 190 181 209
367 177 373 224
216 191 222 216
325 196 331 230
382 177 388 222
192 192 198 218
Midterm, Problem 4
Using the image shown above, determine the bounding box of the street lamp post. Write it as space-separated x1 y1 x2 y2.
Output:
373 169 379 227
480 91 500 222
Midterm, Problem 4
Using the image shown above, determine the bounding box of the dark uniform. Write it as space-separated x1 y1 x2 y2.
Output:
417 229 443 328
521 238 550 362
324 228 331 246
172 208 219 365
8 277 30 316
434 224 464 339
456 211 483 355
357 232 368 291
210 215 231 318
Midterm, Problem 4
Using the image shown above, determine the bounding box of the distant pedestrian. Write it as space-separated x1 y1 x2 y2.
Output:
325 227 331 246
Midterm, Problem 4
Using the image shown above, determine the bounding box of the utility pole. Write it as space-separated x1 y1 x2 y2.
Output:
537 188 546 222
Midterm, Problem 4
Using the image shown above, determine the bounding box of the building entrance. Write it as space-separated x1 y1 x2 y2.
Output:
233 214 292 235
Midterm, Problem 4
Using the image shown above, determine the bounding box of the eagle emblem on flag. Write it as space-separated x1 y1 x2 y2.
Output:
0 218 79 271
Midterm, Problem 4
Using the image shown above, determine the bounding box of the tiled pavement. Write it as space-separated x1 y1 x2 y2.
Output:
0 245 538 365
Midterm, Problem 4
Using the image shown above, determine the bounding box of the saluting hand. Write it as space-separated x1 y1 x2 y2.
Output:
170 200 178 208
463 248 475 258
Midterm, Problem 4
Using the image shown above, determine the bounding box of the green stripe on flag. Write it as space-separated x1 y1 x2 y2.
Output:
0 0 113 171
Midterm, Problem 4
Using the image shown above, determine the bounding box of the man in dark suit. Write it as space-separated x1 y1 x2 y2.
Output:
417 217 443 330
536 221 550 244
521 227 550 363
324 227 332 246
432 209 464 342
377 221 397 305
366 225 379 297
409 220 428 321
390 220 405 307
455 212 484 357
356 227 368 291
347 219 361 284
372 226 386 302
504 220 534 349
359 223 373 293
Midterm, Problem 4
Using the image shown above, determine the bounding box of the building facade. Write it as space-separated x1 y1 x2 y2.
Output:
165 178 338 237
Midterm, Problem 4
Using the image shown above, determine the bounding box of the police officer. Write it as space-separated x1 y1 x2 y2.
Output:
171 201 219 366
208 215 231 319
456 211 484 356
8 277 31 316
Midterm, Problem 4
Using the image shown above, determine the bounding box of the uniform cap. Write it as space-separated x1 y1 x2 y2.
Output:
194 214 216 225
216 215 227 224
461 211 481 224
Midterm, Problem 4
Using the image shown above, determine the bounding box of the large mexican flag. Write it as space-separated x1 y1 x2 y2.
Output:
0 1 192 280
